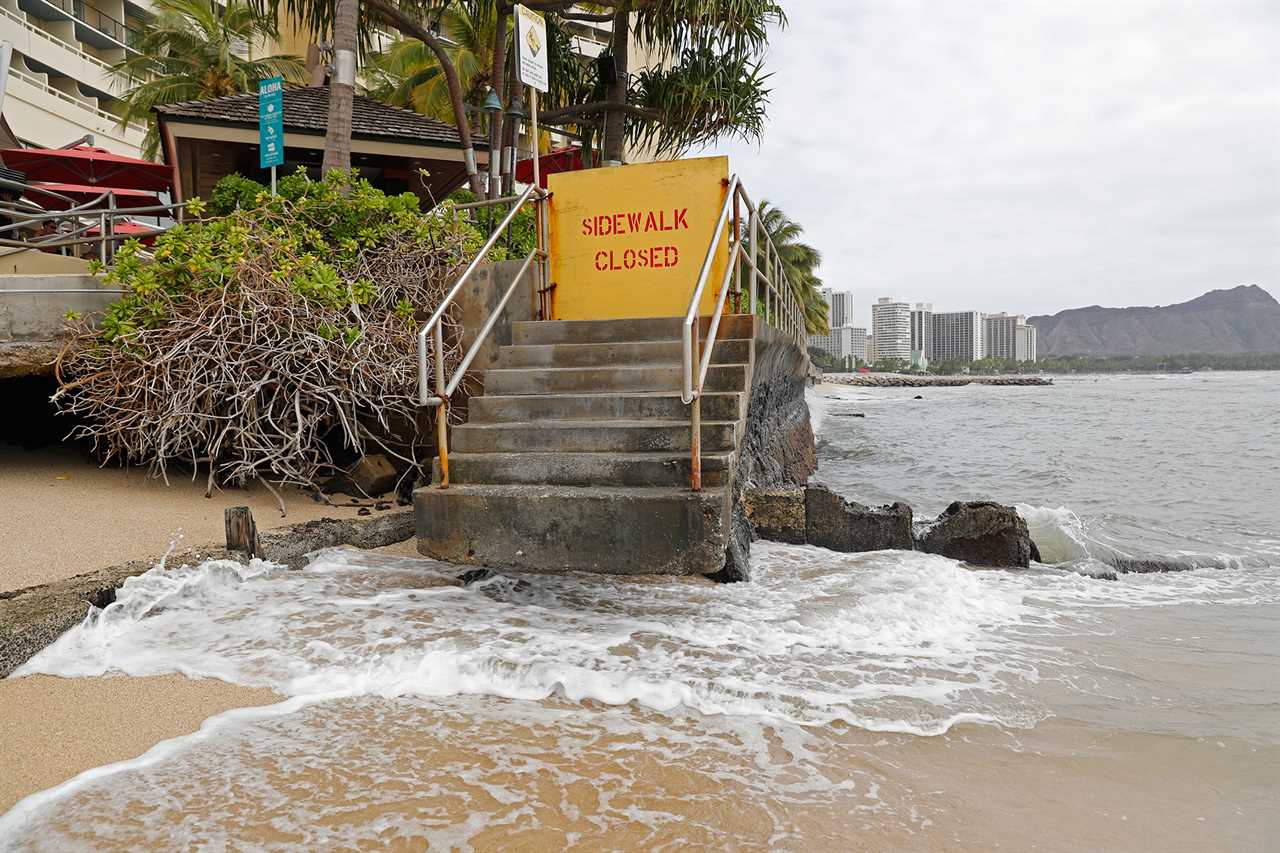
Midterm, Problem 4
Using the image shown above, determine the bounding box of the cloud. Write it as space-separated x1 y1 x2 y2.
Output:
698 0 1280 324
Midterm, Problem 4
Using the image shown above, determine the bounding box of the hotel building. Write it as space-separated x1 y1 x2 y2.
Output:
871 297 910 362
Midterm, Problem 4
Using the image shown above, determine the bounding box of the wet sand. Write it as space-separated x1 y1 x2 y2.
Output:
0 674 279 814
0 445 371 592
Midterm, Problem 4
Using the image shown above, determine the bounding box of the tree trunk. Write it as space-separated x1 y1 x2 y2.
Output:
500 54 521 195
365 0 484 194
600 4 630 166
321 0 358 174
487 5 509 198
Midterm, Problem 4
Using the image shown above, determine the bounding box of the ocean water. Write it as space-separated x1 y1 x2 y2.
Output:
3 373 1278 851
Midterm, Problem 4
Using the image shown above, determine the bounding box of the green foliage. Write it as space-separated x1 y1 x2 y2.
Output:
111 0 305 159
750 200 828 335
445 188 537 259
208 173 270 216
98 169 486 344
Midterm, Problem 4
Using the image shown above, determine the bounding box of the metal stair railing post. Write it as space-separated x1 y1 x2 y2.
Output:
681 174 807 492
417 182 543 489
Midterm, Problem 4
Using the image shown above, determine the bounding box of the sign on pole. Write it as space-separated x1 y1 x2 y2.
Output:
513 5 549 92
258 77 284 189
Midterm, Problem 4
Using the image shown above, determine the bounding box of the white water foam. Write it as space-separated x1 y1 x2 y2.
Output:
19 545 1043 735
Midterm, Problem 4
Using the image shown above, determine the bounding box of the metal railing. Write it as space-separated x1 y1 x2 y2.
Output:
0 178 181 263
682 174 806 491
417 181 548 488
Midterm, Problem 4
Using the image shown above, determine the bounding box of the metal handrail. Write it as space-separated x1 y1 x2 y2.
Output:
680 174 807 491
417 182 547 488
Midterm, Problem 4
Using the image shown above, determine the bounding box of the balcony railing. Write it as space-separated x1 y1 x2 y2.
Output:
37 0 141 50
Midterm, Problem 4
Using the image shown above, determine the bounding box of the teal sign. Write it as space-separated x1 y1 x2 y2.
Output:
258 77 284 169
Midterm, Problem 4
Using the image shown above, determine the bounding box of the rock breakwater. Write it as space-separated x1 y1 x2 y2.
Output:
827 374 1052 388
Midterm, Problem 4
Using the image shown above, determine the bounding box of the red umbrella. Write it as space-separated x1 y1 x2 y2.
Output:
515 146 585 189
87 219 162 247
27 182 163 210
0 145 173 192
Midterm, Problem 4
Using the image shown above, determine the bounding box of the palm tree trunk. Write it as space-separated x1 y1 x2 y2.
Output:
365 0 484 194
321 0 358 174
600 4 630 166
487 5 509 198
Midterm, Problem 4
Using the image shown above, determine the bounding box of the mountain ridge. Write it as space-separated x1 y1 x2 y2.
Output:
1027 285 1280 356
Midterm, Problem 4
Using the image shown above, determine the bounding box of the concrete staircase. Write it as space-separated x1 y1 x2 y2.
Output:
415 315 754 575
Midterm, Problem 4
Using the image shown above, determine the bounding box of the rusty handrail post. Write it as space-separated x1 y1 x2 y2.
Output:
433 323 450 489
690 319 701 492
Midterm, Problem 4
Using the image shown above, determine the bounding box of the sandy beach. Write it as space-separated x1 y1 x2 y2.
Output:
0 445 375 593
0 674 279 813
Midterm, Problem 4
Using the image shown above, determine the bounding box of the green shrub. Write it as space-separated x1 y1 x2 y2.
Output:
55 169 491 496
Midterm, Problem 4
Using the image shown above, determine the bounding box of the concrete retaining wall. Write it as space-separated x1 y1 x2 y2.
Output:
0 274 118 378
720 320 817 580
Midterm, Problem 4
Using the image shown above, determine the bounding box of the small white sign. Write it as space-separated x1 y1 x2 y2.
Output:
514 4 549 93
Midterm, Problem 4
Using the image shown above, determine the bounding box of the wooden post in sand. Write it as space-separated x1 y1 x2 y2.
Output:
224 506 260 559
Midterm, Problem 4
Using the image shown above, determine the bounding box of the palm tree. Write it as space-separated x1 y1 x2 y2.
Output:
754 200 829 334
362 5 498 126
113 0 305 160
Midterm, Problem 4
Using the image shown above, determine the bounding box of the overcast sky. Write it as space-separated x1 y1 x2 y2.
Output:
697 0 1280 326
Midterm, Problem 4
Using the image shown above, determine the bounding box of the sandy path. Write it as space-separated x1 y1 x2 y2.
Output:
0 674 280 814
0 445 374 592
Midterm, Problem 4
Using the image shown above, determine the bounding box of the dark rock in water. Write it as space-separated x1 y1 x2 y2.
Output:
743 488 806 545
916 501 1036 567
832 412 866 418
457 568 493 586
805 485 914 552
1108 557 1197 574
913 395 924 400
357 507 372 516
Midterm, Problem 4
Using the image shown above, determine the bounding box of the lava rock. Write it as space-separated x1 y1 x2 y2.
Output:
916 501 1038 567
346 454 398 497
804 485 914 552
743 487 806 545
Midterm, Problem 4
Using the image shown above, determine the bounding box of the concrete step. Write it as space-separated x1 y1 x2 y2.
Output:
483 363 748 396
498 337 751 368
414 484 731 575
451 419 737 454
467 391 743 423
435 451 734 488
512 314 755 346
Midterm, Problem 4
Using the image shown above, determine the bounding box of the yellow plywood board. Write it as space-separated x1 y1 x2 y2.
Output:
548 156 729 320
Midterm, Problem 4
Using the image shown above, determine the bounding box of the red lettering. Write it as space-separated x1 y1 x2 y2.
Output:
675 208 688 230
627 211 642 232
644 211 657 232
612 213 623 235
595 250 608 271
665 245 679 266
582 218 592 236
623 249 636 270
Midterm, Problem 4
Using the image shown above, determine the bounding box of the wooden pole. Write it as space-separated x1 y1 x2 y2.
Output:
224 506 260 558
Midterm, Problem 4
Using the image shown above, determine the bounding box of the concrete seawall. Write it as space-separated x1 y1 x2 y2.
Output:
826 374 1052 387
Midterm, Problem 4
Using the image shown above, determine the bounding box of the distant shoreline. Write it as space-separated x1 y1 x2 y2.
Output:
824 374 1052 387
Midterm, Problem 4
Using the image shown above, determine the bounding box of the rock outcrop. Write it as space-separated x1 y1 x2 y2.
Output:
805 485 914 552
915 501 1039 567
742 485 914 553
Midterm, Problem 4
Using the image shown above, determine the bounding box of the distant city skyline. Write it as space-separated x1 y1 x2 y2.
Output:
700 1 1279 326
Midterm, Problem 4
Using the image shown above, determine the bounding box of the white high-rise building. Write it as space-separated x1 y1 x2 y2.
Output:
848 327 868 365
0 0 149 156
910 302 934 360
982 312 1023 361
808 325 856 363
1016 323 1038 363
871 297 910 362
820 287 854 329
931 311 983 363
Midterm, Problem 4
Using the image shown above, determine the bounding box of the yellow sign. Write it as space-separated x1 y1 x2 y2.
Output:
548 156 729 320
